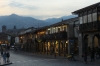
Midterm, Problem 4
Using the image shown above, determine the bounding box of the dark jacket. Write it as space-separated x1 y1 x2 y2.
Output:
6 52 10 57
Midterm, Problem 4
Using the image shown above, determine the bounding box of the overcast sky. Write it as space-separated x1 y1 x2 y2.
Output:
0 0 100 20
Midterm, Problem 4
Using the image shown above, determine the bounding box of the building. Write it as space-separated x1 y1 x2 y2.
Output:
0 32 9 44
18 17 79 57
72 2 100 57
0 32 10 50
2 25 7 33
17 27 37 52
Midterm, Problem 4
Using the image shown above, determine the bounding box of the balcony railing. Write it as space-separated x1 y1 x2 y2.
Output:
79 21 99 32
37 31 67 41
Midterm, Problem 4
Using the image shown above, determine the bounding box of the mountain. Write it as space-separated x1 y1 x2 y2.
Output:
0 14 49 31
0 14 77 32
44 15 77 24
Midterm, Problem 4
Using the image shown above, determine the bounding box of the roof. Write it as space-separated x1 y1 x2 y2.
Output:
34 17 78 32
48 17 78 26
6 28 26 36
18 17 78 35
72 2 100 14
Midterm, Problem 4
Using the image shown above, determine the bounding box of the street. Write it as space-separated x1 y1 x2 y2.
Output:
3 51 99 66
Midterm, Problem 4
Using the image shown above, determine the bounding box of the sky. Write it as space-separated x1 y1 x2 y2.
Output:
0 0 100 20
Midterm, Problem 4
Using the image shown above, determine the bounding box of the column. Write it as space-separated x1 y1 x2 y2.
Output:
78 33 83 57
54 41 56 58
50 42 52 55
63 41 66 57
46 42 48 55
58 42 60 56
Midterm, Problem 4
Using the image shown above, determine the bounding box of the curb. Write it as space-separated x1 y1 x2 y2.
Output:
0 62 12 66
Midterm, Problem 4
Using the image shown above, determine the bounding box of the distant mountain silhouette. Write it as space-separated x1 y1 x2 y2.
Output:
0 14 49 31
44 15 77 24
0 14 77 32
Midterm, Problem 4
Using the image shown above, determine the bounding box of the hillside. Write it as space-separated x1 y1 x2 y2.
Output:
0 14 48 31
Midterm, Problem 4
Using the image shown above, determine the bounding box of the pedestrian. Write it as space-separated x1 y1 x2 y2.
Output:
3 51 7 64
83 52 87 64
90 49 95 62
71 53 76 61
6 51 10 63
1 48 3 57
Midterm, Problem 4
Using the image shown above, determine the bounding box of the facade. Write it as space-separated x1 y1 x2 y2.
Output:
6 27 26 46
36 17 79 57
18 17 79 57
72 2 100 57
0 32 10 50
0 32 9 44
17 27 37 52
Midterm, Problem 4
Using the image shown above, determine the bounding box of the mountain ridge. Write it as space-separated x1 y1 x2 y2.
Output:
0 14 48 31
0 14 77 32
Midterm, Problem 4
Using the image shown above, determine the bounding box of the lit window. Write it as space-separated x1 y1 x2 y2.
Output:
99 15 100 21
64 27 66 31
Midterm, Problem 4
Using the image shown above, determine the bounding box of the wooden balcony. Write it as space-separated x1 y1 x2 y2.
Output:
79 21 99 32
37 31 67 41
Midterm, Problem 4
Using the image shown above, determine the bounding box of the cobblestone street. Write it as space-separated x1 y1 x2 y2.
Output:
0 51 100 66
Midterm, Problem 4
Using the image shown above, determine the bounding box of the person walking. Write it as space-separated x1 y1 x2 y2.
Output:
71 53 76 61
90 49 95 62
3 51 7 64
6 51 10 63
84 52 87 64
1 48 3 57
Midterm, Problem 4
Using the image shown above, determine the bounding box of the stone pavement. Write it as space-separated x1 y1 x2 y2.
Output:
1 51 100 66
15 51 100 64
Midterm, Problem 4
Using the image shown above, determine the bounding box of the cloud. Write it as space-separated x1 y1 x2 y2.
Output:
9 1 38 10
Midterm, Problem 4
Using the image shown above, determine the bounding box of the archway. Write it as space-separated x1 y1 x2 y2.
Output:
93 34 100 49
83 35 89 53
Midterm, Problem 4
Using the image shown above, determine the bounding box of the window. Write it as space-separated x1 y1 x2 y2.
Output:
53 28 55 33
98 7 100 21
83 15 87 23
92 13 97 21
79 17 83 24
48 30 50 34
88 14 92 22
64 27 66 31
99 15 100 21
58 28 60 32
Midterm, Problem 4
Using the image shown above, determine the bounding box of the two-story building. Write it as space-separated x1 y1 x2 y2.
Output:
17 27 37 52
72 2 100 57
19 17 79 57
